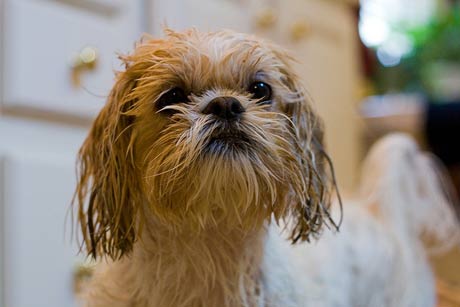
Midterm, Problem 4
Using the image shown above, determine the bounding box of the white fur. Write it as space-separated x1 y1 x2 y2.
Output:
261 134 460 307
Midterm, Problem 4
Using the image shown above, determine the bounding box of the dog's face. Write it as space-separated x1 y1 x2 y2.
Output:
75 29 336 259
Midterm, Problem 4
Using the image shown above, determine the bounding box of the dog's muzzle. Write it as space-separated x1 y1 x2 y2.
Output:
201 97 251 154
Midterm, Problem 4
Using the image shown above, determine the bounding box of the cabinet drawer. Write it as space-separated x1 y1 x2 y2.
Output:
149 0 252 36
3 156 79 307
0 116 88 307
2 0 144 117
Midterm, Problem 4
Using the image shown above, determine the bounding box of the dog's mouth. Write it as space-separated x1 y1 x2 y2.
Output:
205 130 252 154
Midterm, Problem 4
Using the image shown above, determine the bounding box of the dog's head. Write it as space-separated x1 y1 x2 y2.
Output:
74 29 338 260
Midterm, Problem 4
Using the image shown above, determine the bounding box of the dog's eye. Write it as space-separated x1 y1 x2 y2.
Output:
157 87 188 110
248 82 272 104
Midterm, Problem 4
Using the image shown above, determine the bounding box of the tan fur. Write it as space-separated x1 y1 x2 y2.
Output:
74 29 339 306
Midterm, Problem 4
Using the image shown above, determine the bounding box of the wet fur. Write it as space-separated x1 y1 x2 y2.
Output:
75 29 335 307
74 30 459 307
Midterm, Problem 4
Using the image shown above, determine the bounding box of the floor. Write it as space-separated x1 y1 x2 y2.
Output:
432 247 460 306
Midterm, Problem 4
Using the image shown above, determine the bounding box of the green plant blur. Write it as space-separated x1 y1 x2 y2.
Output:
374 5 460 101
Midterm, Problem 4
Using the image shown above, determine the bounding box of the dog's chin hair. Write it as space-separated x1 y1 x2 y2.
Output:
139 106 309 233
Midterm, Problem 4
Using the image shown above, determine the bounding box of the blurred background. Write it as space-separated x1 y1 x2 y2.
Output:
0 0 459 306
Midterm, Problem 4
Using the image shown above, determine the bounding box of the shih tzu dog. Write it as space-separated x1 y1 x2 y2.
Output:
74 29 459 307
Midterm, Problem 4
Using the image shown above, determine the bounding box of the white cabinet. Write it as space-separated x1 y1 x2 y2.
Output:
0 1 146 305
2 0 144 117
0 118 88 307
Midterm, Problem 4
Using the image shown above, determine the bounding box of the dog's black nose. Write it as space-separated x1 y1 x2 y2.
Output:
202 97 245 120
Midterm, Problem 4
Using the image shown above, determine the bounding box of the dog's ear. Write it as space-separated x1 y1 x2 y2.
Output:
74 60 141 260
273 48 341 243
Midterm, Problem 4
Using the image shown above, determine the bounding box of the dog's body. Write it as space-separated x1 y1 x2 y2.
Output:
75 30 459 307
84 212 434 307
82 134 458 307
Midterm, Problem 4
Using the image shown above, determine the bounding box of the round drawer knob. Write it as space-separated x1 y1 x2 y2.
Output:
290 21 312 42
255 8 278 30
70 46 98 88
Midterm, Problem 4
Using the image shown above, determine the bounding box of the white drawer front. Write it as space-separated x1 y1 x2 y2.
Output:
3 0 144 117
149 0 252 36
0 117 88 307
3 156 78 307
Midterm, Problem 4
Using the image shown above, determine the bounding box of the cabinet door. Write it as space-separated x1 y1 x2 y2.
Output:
2 0 144 118
0 118 87 307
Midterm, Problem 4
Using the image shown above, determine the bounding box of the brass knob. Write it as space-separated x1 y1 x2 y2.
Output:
255 8 278 30
289 21 312 42
73 261 95 296
70 46 98 88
